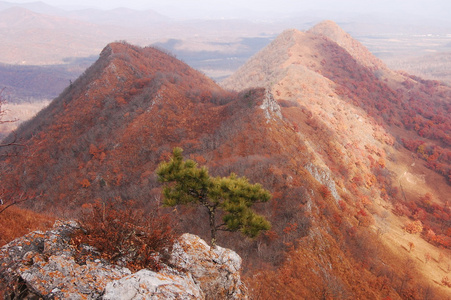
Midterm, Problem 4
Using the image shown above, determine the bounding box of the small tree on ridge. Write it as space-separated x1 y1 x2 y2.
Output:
157 147 271 247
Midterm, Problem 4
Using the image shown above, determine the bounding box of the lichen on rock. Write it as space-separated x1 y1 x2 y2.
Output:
170 233 247 299
0 221 248 299
103 269 204 300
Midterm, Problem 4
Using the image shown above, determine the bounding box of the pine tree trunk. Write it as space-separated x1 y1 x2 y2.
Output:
208 206 216 248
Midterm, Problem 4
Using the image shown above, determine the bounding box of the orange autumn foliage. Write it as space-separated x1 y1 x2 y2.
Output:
404 220 423 234
71 200 175 272
0 206 54 247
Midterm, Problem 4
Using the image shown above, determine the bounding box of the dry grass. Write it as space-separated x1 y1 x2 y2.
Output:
378 204 451 298
0 205 55 247
72 200 175 272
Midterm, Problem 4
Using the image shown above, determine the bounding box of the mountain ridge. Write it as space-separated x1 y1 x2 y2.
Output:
0 6 94 29
221 21 451 297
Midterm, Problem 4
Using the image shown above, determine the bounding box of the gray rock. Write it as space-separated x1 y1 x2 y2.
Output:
0 221 131 299
170 234 248 300
103 269 204 300
260 89 283 122
1 222 247 299
305 163 341 202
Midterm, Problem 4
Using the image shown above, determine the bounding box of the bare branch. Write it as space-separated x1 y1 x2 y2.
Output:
216 223 233 232
0 132 24 148
0 192 29 214
0 89 25 150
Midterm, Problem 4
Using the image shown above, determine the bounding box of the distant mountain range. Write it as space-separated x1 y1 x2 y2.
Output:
0 1 450 66
0 1 450 106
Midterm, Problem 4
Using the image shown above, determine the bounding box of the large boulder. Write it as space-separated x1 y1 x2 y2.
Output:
103 269 203 299
0 220 131 299
170 234 247 299
0 221 248 299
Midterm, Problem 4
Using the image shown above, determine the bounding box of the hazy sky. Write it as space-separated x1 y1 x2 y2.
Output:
5 0 451 20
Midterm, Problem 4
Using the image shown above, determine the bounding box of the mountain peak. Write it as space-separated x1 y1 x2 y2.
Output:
221 21 389 92
308 20 386 70
95 41 221 95
308 20 347 40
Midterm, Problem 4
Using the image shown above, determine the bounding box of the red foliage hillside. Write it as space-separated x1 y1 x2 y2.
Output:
0 42 313 272
221 22 451 298
0 206 54 247
316 39 451 182
1 26 450 298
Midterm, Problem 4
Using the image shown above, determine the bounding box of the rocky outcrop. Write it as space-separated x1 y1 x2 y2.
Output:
170 234 247 299
103 269 204 299
0 220 130 299
260 89 282 122
0 221 248 299
305 163 341 202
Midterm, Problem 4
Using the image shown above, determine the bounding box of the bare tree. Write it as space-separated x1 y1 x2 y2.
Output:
0 88 20 148
0 89 27 214
0 191 27 214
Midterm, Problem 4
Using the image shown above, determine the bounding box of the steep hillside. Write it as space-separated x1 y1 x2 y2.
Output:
222 21 451 298
1 42 312 274
1 41 227 212
307 20 387 71
222 21 451 188
1 25 450 298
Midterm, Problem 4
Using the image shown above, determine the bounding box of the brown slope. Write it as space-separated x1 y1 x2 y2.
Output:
0 42 315 276
222 22 451 298
1 41 226 209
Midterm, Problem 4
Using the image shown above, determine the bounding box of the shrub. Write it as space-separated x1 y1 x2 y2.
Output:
442 276 451 288
404 220 423 234
319 185 332 199
71 200 175 271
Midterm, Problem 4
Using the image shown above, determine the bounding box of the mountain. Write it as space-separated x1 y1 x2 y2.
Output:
1 22 451 298
0 1 64 15
0 7 117 65
0 6 76 29
307 20 387 71
0 41 253 213
222 20 451 297
1 41 308 274
222 21 450 187
1 3 449 115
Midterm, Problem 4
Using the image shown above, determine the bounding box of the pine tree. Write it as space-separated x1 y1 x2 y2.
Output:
157 147 271 247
